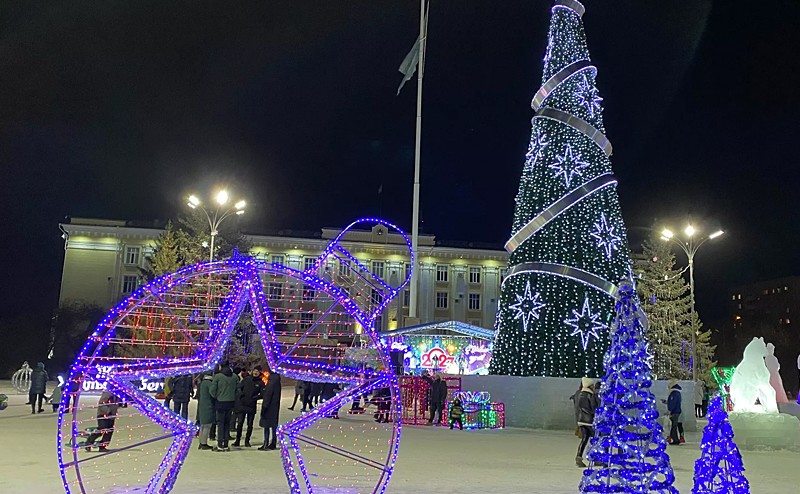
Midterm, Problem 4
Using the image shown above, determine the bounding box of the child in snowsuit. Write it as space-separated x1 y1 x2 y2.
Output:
50 379 63 412
449 398 464 430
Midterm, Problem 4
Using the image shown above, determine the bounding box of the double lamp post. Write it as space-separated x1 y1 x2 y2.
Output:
186 190 246 262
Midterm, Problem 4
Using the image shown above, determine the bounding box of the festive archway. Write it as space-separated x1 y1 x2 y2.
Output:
57 218 411 494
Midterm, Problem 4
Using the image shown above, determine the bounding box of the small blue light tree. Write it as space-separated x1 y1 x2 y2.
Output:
579 279 678 493
692 395 750 493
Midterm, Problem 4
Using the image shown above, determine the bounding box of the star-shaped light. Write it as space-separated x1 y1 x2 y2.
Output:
509 280 546 332
575 73 603 118
524 128 549 172
590 213 622 259
549 144 590 188
564 296 605 350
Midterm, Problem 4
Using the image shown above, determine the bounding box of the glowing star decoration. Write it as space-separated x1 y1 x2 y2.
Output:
564 296 605 350
524 128 550 172
549 144 590 188
56 218 411 494
590 212 622 259
575 73 603 118
509 281 546 332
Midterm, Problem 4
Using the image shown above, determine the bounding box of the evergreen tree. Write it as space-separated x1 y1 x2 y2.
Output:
634 236 716 381
692 395 750 494
139 221 200 281
178 208 252 262
580 280 677 494
491 0 631 377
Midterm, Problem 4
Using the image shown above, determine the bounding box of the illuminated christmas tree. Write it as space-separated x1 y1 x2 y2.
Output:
692 395 750 494
490 0 631 377
580 280 677 493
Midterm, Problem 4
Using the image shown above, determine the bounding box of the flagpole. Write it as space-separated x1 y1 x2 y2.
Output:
409 0 426 323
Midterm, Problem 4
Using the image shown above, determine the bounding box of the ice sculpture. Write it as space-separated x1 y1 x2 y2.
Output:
764 343 788 403
729 337 778 413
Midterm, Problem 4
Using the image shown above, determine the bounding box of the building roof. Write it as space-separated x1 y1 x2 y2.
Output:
380 320 496 340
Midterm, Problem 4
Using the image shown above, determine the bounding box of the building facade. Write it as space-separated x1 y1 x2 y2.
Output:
59 218 509 331
728 276 800 334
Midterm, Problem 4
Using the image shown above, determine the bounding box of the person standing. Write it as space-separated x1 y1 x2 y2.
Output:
301 380 314 412
288 379 304 411
667 379 684 446
196 372 215 451
170 374 193 420
694 379 705 418
209 362 238 451
85 391 120 452
449 398 464 430
233 367 263 447
258 367 282 451
50 377 63 413
426 373 447 425
28 362 49 414
575 377 598 467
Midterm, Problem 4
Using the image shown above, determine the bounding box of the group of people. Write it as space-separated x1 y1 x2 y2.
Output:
187 362 282 452
570 377 690 467
421 371 464 430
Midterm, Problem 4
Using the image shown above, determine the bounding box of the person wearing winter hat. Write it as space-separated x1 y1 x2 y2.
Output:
575 377 598 467
666 379 684 445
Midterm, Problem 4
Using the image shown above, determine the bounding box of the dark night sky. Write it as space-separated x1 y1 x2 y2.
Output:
2 1 799 338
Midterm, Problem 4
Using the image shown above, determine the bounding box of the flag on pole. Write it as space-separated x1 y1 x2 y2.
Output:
396 38 420 95
397 1 428 95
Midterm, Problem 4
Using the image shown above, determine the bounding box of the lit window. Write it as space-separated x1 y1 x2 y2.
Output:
468 293 481 311
436 265 449 282
338 261 351 277
785 286 789 292
302 284 316 301
122 275 139 293
268 282 283 298
469 267 481 284
304 257 316 271
125 246 140 265
300 313 314 330
436 291 448 309
372 261 385 279
271 254 284 265
731 295 736 301
371 289 384 306
737 294 741 299
403 289 410 307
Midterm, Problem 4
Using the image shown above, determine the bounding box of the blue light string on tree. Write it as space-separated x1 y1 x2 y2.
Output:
579 279 678 493
692 395 750 494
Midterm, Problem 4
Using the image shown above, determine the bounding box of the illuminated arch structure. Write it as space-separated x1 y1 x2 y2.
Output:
57 218 411 494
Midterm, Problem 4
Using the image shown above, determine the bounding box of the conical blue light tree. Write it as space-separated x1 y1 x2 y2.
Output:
490 0 631 378
692 395 750 494
579 280 677 494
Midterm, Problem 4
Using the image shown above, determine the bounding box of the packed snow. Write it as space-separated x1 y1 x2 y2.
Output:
1 381 798 494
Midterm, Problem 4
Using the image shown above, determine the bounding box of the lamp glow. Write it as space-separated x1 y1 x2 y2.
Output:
685 224 695 237
235 200 246 210
216 190 229 205
661 228 673 239
709 230 724 240
188 195 200 207
235 210 244 215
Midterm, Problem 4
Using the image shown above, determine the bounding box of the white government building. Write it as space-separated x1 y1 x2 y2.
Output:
58 217 509 331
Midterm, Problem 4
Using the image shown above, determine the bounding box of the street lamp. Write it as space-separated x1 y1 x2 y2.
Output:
186 190 246 261
660 224 724 381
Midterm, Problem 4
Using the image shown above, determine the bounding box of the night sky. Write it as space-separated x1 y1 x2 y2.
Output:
2 1 799 341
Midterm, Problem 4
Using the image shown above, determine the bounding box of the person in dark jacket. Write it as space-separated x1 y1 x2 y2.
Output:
666 379 684 446
288 380 304 411
321 380 341 419
233 367 263 447
170 374 193 420
575 377 598 467
312 381 323 406
29 362 49 414
209 362 238 451
85 391 120 452
196 372 215 450
258 368 282 450
426 373 448 425
301 380 314 412
449 398 464 430
373 387 391 423
421 370 433 412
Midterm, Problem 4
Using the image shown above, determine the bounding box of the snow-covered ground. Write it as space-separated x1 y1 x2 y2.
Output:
1 381 798 494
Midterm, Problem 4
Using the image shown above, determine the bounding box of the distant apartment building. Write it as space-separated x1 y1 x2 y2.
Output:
58 218 509 331
728 276 800 334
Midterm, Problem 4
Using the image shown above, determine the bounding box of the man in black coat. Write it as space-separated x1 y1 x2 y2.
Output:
28 362 49 414
426 373 448 425
170 374 193 420
258 368 282 450
233 366 263 447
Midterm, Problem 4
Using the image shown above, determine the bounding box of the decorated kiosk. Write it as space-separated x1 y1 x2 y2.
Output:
57 218 411 494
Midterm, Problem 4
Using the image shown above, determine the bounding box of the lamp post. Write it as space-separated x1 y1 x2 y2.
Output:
660 225 724 381
186 190 246 261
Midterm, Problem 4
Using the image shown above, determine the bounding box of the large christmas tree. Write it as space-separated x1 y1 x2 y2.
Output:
490 0 631 377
